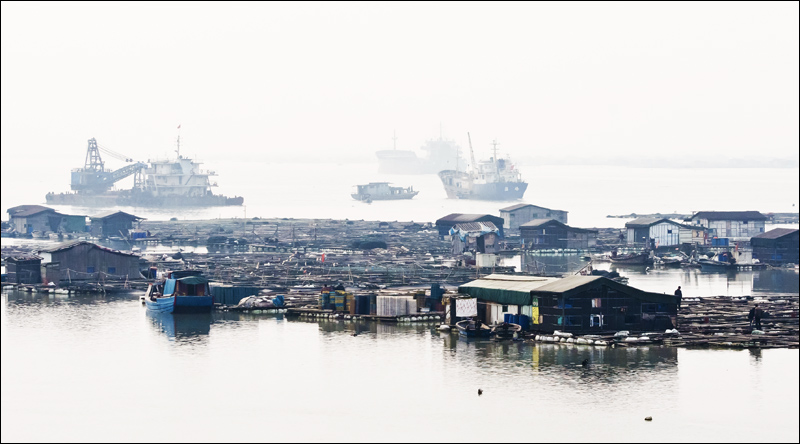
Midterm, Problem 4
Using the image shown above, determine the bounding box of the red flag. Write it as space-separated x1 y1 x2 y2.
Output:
321 253 325 263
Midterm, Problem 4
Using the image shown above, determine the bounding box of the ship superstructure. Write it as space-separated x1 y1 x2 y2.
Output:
375 131 463 175
437 135 527 201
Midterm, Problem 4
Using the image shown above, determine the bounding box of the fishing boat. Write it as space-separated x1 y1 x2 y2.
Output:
456 319 493 338
656 255 684 267
609 251 654 265
351 182 419 202
438 135 527 201
698 258 734 271
144 270 213 313
491 322 522 339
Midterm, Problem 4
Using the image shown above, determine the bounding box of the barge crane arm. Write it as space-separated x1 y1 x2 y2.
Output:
70 138 147 193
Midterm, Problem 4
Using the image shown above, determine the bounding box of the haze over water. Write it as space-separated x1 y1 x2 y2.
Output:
2 160 798 229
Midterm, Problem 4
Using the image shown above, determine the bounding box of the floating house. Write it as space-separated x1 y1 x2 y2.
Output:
624 218 707 248
751 228 799 266
690 211 767 241
449 222 501 254
4 256 42 284
6 205 65 235
519 219 597 250
90 211 144 238
458 274 679 334
37 241 142 283
499 204 568 234
435 213 505 238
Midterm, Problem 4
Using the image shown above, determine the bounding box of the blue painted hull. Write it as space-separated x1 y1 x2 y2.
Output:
174 295 214 312
146 296 175 313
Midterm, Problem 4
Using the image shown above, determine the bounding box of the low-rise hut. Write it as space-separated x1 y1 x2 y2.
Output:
6 205 64 235
4 256 42 284
37 241 141 283
690 211 767 241
90 211 144 238
499 204 568 234
435 213 505 238
624 218 706 248
449 222 500 254
751 228 799 266
458 274 678 334
519 219 597 250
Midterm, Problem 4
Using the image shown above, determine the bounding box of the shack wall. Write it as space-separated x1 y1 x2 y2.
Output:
49 244 140 281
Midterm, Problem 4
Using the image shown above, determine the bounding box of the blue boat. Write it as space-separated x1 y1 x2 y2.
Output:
145 270 213 313
145 290 175 313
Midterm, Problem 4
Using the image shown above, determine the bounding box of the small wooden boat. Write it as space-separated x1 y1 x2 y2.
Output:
656 256 684 267
456 319 492 338
698 259 734 271
610 252 654 265
491 322 522 339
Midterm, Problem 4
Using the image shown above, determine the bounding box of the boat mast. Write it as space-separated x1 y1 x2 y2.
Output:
176 125 182 159
467 132 477 178
392 131 397 150
492 139 500 176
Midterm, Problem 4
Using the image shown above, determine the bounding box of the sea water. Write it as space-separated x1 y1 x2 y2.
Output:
1 288 798 442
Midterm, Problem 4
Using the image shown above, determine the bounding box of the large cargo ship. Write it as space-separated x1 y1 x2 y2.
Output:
45 137 243 207
375 133 463 174
438 136 527 201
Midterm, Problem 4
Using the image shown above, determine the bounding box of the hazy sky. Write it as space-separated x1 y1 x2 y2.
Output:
1 1 798 168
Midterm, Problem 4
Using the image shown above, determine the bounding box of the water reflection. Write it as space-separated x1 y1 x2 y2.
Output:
146 310 214 340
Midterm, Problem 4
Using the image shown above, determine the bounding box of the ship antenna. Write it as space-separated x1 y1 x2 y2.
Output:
467 132 477 178
176 124 181 158
492 139 500 176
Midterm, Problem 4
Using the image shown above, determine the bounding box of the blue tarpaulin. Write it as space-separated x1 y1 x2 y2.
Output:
163 279 177 296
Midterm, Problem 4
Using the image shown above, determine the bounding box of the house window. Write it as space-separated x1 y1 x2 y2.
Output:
107 267 116 274
667 229 672 234
502 305 508 312
591 298 602 308
87 267 95 273
590 314 603 327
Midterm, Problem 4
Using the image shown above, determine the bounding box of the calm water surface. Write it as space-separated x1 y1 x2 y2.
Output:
1 288 797 443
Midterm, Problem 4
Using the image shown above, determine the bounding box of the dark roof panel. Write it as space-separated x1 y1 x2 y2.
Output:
7 205 58 218
752 228 799 240
436 213 502 224
691 211 767 221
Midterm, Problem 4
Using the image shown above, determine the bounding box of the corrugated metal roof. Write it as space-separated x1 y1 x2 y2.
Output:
436 213 502 223
499 204 533 212
625 217 667 227
7 205 58 218
519 219 597 233
91 210 144 220
38 240 139 257
459 274 560 305
532 275 604 292
752 228 799 240
691 211 767 221
453 221 498 233
520 218 563 228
